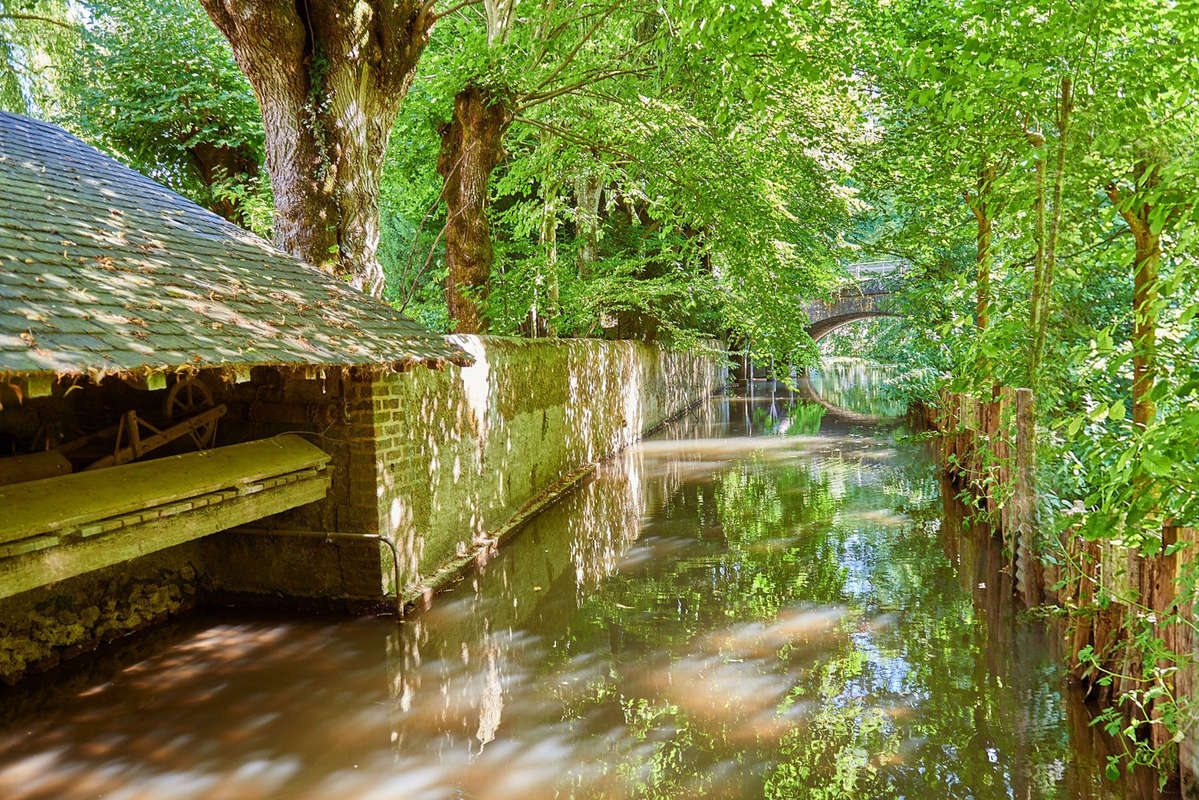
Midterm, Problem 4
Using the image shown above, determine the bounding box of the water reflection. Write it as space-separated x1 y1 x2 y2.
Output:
807 358 910 419
0 384 1153 799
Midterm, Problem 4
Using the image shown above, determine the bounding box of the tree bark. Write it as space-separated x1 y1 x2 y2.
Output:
1106 158 1163 430
1131 230 1161 430
531 159 562 337
965 161 995 333
437 85 512 334
1030 77 1074 382
574 169 602 277
1106 156 1165 532
1026 130 1046 386
200 0 435 297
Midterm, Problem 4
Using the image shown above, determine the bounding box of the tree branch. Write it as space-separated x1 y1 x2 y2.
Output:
398 206 467 313
514 115 690 192
433 0 485 21
1105 182 1144 237
532 3 617 91
518 66 652 110
396 145 471 303
0 12 74 30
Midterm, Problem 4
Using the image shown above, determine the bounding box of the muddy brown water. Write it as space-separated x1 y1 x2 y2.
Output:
0 383 1164 798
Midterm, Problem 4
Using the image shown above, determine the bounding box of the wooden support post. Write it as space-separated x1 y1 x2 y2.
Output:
1142 524 1198 757
1012 388 1037 603
25 374 54 399
960 393 977 485
1171 525 1199 794
997 387 1015 544
938 388 954 465
1067 534 1098 675
981 387 1001 519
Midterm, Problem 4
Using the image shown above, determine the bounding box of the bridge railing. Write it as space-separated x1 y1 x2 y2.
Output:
846 258 907 280
836 259 908 295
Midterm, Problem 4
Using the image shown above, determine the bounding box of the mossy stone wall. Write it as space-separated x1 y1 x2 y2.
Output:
359 337 723 593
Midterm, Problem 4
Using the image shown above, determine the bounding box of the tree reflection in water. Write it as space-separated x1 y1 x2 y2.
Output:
807 358 911 419
0 384 1160 799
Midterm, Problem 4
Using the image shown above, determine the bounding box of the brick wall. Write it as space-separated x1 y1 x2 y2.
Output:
201 365 384 603
0 341 720 681
353 337 723 595
212 340 721 600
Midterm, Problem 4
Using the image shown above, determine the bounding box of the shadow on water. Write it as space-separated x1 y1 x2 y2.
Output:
0 381 1167 799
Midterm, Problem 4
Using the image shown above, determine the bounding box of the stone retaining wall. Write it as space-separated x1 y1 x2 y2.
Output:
357 336 724 594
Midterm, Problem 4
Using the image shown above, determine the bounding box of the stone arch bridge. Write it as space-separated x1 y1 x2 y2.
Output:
804 260 905 342
732 260 906 383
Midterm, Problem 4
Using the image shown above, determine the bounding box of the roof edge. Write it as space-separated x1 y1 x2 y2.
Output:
0 351 475 385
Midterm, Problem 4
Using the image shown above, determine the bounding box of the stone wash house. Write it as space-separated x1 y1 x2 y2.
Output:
0 111 469 681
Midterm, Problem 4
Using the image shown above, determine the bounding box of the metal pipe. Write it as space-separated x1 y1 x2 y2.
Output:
231 527 404 615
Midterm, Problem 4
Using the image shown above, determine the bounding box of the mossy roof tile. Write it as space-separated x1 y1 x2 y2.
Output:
0 111 468 379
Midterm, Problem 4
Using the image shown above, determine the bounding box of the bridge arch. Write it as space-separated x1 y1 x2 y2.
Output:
804 268 904 344
807 310 900 343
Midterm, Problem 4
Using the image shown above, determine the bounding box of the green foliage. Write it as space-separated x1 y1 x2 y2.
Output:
7 1 1198 780
0 0 269 229
70 0 268 228
0 0 79 116
382 0 862 354
836 0 1199 780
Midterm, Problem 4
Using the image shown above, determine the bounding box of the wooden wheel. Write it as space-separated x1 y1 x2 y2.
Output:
164 377 217 449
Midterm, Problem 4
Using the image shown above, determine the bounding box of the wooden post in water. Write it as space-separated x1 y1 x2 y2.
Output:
1012 389 1037 603
1171 525 1199 794
1149 524 1198 757
997 387 1015 547
960 393 978 488
983 386 1002 520
938 387 956 468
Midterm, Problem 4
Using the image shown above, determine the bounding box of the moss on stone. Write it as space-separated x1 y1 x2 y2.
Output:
0 564 199 684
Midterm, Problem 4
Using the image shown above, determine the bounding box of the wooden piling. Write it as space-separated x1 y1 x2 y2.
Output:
1152 525 1198 756
1171 525 1199 793
980 386 1002 523
1012 389 1037 603
961 393 979 486
997 387 1015 545
934 377 1199 790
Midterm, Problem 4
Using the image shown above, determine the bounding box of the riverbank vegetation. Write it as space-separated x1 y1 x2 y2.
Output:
1 0 1196 785
846 0 1199 782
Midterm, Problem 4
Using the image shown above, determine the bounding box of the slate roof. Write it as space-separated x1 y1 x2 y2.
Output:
0 111 467 379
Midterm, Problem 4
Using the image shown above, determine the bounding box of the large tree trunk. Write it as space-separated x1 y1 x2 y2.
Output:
1026 131 1046 387
1106 155 1166 538
574 170 602 277
1130 229 1160 430
200 0 434 297
437 85 511 334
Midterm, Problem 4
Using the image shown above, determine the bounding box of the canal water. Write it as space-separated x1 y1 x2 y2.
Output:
806 359 910 419
0 380 1156 799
